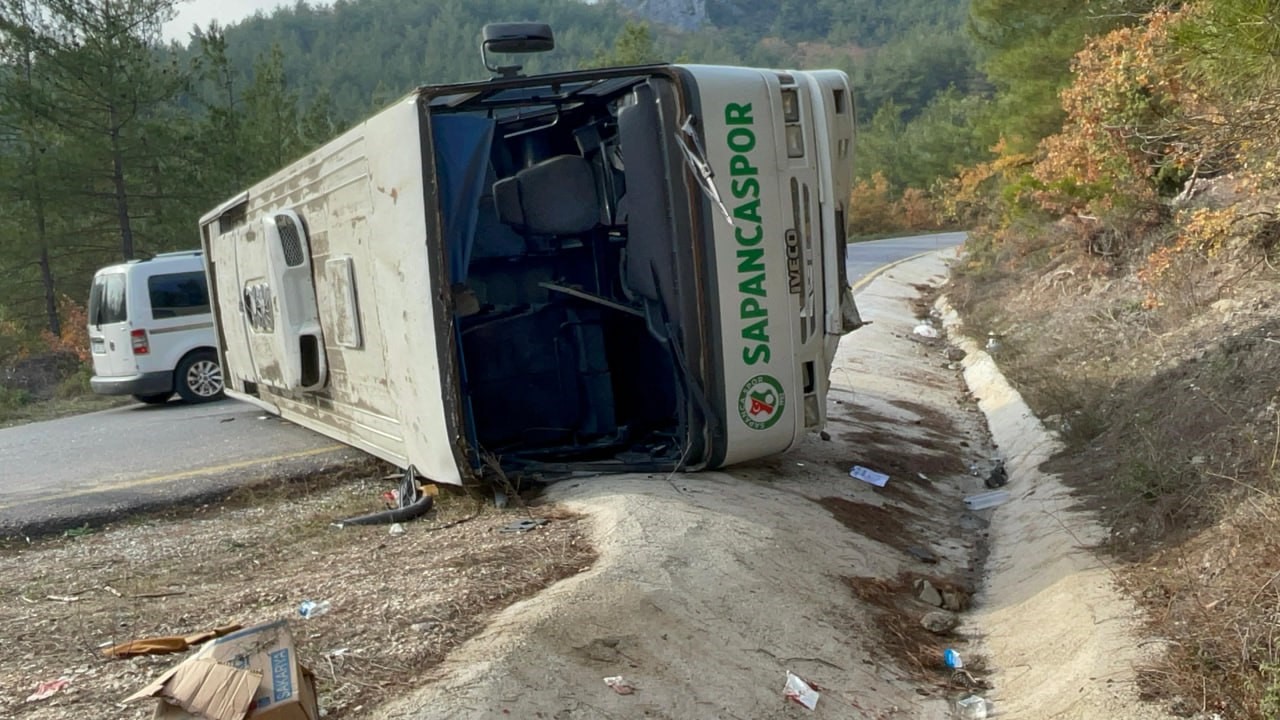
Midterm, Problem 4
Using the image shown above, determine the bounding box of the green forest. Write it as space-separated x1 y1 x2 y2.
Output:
5 0 1271 388
0 0 974 352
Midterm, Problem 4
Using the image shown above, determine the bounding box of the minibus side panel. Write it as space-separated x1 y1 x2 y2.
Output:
202 97 463 485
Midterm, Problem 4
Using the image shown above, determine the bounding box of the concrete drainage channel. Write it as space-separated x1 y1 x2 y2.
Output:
937 293 1171 720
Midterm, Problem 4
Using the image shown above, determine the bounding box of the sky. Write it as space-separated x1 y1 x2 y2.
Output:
164 0 291 42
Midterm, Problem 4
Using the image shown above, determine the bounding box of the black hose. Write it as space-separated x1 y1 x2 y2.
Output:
338 493 435 526
338 466 435 526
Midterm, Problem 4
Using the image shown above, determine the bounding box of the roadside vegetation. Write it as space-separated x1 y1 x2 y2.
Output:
0 0 972 417
943 1 1280 716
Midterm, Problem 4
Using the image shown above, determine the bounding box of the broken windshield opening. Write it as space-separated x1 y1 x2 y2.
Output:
429 73 698 475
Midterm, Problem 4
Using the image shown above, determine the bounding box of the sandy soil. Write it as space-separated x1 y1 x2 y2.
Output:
371 253 1005 720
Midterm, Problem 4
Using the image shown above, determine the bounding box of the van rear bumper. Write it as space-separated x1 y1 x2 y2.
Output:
90 371 172 396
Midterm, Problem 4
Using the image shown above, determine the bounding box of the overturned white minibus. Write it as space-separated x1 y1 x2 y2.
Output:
199 23 862 486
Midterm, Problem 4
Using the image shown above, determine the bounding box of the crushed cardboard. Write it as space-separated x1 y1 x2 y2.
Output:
127 620 319 720
103 624 243 659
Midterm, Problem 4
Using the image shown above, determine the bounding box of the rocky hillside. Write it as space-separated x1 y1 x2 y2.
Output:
617 0 708 30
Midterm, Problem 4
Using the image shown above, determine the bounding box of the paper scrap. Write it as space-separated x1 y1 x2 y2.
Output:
850 465 890 487
783 671 819 710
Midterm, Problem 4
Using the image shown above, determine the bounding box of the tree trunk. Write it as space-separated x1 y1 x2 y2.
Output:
109 103 135 260
38 245 59 337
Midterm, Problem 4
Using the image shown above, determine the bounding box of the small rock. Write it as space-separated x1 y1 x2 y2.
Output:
915 579 944 607
820 431 832 442
921 611 959 635
907 545 939 564
942 590 970 612
945 346 967 362
985 460 1008 489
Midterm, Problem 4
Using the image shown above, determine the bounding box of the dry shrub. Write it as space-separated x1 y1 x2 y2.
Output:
1130 498 1280 719
849 172 900 236
40 296 90 364
848 173 945 237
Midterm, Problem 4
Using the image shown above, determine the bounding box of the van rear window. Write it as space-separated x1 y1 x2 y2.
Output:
148 271 210 319
88 273 127 325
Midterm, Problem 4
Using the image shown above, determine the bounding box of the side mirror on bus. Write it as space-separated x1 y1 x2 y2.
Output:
481 22 555 77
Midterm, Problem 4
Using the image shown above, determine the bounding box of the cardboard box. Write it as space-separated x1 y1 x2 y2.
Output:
128 621 319 720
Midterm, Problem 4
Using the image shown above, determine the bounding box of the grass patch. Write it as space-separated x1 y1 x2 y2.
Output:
0 392 130 428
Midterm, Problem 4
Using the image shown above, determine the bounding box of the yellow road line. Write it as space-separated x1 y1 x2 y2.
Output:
0 444 346 511
850 250 938 294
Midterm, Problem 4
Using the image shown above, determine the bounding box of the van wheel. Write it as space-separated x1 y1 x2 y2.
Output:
133 393 173 405
176 351 224 403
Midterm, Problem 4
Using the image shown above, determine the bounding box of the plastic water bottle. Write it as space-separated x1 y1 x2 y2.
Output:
955 695 987 719
298 600 331 619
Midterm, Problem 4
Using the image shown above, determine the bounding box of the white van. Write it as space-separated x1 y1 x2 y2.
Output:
87 251 225 404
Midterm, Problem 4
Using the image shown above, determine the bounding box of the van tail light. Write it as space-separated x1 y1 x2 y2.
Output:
130 329 150 355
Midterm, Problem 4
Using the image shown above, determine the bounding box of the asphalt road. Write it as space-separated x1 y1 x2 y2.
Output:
0 231 966 537
846 231 966 287
0 399 362 536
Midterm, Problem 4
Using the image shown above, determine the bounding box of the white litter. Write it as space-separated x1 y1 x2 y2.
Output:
850 465 890 488
913 323 940 339
783 671 819 710
964 490 1010 510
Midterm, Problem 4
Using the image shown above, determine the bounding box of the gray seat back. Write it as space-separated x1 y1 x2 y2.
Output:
493 155 601 236
617 83 678 338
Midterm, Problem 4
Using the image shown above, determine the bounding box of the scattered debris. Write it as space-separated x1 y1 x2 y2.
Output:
984 460 1008 489
942 589 969 612
603 676 635 695
963 490 1010 511
914 578 944 607
923 611 959 635
945 346 967 362
219 417 235 423
45 594 80 603
25 678 70 703
127 621 319 720
956 694 989 719
907 545 939 564
102 623 243 659
819 430 832 441
500 518 549 534
339 467 436 526
298 600 332 619
783 671 820 710
913 323 940 339
130 590 187 600
984 333 1001 354
850 465 890 488
389 523 406 536
943 648 964 669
